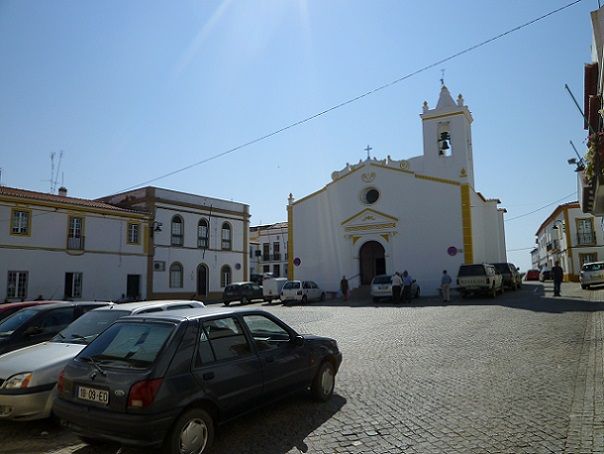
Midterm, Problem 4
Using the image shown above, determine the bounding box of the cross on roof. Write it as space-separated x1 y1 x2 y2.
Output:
364 145 372 159
440 68 445 86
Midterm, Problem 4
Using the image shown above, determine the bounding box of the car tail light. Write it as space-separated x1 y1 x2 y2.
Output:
57 370 64 393
128 378 163 408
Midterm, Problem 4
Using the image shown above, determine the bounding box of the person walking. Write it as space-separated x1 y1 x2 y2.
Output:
340 276 349 301
391 272 403 303
552 261 564 297
401 270 413 303
441 270 452 303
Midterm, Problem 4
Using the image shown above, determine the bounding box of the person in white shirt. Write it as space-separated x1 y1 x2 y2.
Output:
391 272 403 303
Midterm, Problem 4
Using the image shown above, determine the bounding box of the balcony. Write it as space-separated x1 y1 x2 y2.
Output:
577 232 596 245
262 253 284 262
67 236 85 250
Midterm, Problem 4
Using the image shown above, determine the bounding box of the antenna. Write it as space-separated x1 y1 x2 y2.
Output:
49 150 64 193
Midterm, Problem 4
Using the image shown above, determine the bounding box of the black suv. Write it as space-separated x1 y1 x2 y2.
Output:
223 281 264 305
54 308 342 453
492 263 522 291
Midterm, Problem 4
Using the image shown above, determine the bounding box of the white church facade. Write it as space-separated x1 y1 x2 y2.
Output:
287 85 507 295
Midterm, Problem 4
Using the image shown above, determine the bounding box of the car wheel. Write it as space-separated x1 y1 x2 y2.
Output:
310 361 335 402
241 296 248 305
164 407 214 454
320 292 326 302
301 295 307 305
266 298 272 305
223 301 230 307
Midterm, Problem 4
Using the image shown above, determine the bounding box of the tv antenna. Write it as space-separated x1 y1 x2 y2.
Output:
49 151 64 193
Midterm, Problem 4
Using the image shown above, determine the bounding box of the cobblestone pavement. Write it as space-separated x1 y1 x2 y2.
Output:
1 281 604 454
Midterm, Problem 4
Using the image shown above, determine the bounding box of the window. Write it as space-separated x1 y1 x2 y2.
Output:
577 219 596 245
7 271 28 300
361 187 380 205
202 317 251 361
171 216 184 246
243 314 291 352
64 272 83 298
283 263 288 277
263 243 269 260
11 209 30 235
67 216 84 250
169 262 183 288
580 253 598 267
273 242 280 260
127 223 140 244
197 219 209 248
263 265 270 273
221 223 232 250
220 265 231 288
273 264 280 277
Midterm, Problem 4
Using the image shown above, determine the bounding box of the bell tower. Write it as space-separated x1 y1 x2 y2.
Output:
420 83 475 187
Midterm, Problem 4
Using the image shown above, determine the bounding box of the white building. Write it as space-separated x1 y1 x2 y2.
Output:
0 186 150 302
100 187 249 301
249 222 288 278
288 84 506 295
534 201 604 280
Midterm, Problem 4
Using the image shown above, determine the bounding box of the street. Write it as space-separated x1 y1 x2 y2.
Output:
1 281 602 454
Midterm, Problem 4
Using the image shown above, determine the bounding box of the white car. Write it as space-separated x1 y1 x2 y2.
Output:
370 274 420 302
580 261 604 289
280 280 325 304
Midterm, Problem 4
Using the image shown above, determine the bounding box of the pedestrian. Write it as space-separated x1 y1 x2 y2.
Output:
340 276 349 301
441 270 452 303
552 261 564 297
391 272 403 303
401 270 413 303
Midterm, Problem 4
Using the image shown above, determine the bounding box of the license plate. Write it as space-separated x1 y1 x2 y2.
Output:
78 385 109 405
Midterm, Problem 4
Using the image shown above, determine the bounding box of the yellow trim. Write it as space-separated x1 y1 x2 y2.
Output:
460 184 473 264
287 204 294 280
143 224 150 255
127 222 141 245
0 195 149 219
243 206 249 279
351 235 361 245
380 233 390 242
420 111 468 121
9 207 32 237
345 222 396 232
0 243 147 256
340 208 399 226
563 207 573 276
369 163 414 175
293 186 328 206
415 174 460 186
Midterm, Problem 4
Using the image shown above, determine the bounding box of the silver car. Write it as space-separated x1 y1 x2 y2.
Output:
0 300 204 421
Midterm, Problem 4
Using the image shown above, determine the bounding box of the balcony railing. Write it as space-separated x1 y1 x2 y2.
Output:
67 236 85 250
577 232 596 245
262 253 284 262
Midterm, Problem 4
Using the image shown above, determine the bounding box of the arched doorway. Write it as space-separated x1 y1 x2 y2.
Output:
197 264 208 297
359 241 386 285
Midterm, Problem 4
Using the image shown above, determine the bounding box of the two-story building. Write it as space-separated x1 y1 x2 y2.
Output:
534 201 604 280
249 222 288 278
0 186 150 301
100 187 250 301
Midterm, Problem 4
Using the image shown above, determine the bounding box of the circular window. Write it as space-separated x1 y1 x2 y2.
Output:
362 188 380 204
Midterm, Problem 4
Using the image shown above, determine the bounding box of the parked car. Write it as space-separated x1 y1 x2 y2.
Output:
539 269 552 282
525 269 540 281
492 263 522 290
370 274 420 302
0 300 204 421
457 264 503 298
262 277 288 304
223 282 264 306
280 280 325 304
580 261 604 289
53 308 342 453
0 301 64 322
0 302 109 356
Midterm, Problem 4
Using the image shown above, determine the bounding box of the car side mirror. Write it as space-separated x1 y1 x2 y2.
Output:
24 326 43 337
292 335 304 347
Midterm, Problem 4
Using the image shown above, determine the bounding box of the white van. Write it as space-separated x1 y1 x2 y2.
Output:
580 261 604 289
262 277 288 303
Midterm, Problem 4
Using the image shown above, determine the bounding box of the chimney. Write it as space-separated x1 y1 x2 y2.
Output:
58 187 67 197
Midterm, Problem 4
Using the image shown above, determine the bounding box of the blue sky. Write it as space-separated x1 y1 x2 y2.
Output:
0 0 596 271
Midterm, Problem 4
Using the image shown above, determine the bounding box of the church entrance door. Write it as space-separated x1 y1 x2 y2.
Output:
359 241 386 285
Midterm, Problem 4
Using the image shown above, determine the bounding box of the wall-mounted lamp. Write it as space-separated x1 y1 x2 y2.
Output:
150 221 163 237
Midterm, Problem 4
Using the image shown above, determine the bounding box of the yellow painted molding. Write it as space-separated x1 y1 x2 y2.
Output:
563 207 573 275
345 222 396 232
340 208 399 226
369 163 414 175
287 205 294 280
420 111 468 122
415 174 460 187
460 184 474 264
351 235 361 245
0 243 146 256
380 233 390 242
9 207 32 237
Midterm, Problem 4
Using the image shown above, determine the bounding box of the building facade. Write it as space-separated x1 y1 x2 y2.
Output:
288 85 506 295
100 187 249 301
0 186 150 302
534 201 604 281
249 222 288 278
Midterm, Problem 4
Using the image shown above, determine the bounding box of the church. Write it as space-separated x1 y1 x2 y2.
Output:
286 84 507 295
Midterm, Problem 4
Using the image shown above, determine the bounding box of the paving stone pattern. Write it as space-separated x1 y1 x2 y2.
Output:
1 282 602 453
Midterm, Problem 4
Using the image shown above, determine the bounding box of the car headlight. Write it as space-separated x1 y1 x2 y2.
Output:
2 373 33 389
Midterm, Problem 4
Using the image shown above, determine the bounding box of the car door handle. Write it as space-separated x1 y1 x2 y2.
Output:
202 372 215 380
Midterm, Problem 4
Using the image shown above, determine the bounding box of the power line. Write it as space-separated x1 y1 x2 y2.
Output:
505 192 577 222
506 246 537 252
118 0 585 192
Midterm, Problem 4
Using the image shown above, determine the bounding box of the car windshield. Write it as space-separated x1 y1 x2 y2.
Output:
492 264 510 273
0 309 38 336
458 265 486 276
372 275 392 284
284 281 301 289
582 262 604 272
53 310 130 344
79 322 174 368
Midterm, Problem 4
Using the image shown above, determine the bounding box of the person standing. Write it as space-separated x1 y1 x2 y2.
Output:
391 272 403 303
340 276 349 301
441 270 452 303
401 270 413 303
552 261 564 297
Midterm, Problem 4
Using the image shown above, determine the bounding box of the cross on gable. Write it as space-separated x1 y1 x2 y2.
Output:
364 145 372 159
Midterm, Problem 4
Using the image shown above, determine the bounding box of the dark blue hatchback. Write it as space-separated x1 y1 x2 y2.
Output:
53 307 342 454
